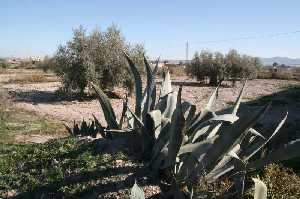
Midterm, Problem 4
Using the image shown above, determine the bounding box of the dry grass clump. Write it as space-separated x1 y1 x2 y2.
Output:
6 73 57 84
192 177 233 198
169 66 186 76
261 164 300 199
257 68 298 80
0 88 9 119
0 88 10 132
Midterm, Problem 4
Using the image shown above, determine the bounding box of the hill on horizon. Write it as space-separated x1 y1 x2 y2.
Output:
261 56 300 66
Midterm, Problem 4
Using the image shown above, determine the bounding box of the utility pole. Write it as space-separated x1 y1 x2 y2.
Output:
185 41 189 64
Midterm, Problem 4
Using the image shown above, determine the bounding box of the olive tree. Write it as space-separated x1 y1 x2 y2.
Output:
54 25 145 96
188 49 262 86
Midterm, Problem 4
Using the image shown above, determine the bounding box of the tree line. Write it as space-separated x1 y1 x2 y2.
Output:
186 50 263 86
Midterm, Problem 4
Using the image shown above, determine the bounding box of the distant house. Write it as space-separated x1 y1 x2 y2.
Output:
8 58 21 65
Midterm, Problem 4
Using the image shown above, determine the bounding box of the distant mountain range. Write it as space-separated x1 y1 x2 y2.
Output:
261 57 300 66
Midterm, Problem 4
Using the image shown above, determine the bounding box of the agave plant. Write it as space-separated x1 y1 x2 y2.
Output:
65 117 108 138
90 53 300 198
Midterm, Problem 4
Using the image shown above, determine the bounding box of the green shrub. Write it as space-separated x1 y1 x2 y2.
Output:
54 25 145 96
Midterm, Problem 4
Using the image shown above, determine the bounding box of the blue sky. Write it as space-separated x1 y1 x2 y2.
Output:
1 0 300 59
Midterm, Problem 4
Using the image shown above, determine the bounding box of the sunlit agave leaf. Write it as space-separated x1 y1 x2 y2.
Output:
252 178 267 199
207 123 222 139
249 128 266 140
178 135 218 156
161 91 177 119
145 110 162 138
160 70 172 98
204 85 220 112
210 114 239 123
130 181 145 199
151 118 171 163
232 80 247 116
191 125 211 143
166 87 185 167
126 104 144 128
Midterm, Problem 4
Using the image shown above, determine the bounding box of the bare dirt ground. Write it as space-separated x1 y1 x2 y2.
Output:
1 68 300 143
2 77 299 124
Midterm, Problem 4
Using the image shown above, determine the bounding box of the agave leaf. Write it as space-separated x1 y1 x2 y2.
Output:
242 113 288 161
157 91 178 119
186 86 219 132
207 123 222 139
142 56 158 115
130 181 145 199
160 70 172 98
145 110 162 138
90 82 119 129
186 104 196 126
247 138 300 170
119 97 128 128
125 108 134 129
126 105 144 128
151 144 169 170
151 118 171 163
205 85 219 112
142 71 157 116
177 143 213 181
92 114 106 138
104 128 135 133
174 188 186 199
253 178 267 199
124 52 143 120
178 135 218 156
63 123 73 136
196 103 271 176
210 114 239 123
248 128 266 140
182 101 197 125
191 125 211 143
188 110 216 136
144 55 153 86
165 87 185 167
206 164 235 182
208 143 241 179
227 150 241 161
152 58 159 76
233 162 246 197
232 80 247 116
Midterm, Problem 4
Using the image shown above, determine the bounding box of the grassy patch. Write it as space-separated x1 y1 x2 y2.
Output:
0 88 65 143
0 108 65 143
0 138 140 198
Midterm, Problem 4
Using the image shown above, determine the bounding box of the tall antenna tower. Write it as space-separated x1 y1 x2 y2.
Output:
185 41 189 63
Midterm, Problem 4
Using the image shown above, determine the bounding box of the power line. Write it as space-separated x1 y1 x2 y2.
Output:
191 30 300 45
159 29 300 49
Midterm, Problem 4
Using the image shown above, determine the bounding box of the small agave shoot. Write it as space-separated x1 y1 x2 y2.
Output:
64 116 109 138
89 53 300 198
